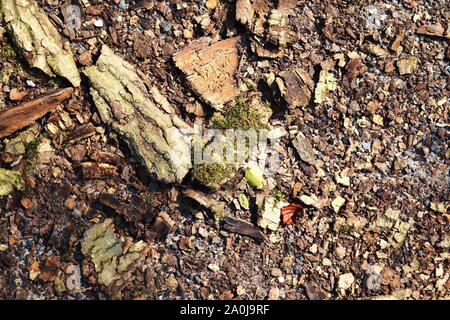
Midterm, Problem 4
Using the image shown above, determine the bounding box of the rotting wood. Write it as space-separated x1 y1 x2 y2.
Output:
80 162 118 180
0 87 73 139
274 67 314 109
66 123 97 143
99 192 152 224
223 216 265 244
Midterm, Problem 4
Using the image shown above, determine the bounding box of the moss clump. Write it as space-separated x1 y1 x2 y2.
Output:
191 163 236 190
273 189 285 202
192 95 271 190
23 137 41 175
0 43 16 59
211 98 271 130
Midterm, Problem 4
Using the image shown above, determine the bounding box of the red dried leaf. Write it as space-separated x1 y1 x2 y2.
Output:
281 203 303 225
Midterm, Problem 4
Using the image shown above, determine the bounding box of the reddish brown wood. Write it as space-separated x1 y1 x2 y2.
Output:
0 87 73 138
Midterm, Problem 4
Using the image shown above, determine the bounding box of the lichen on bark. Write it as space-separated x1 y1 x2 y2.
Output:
81 219 149 296
0 0 80 86
84 45 192 184
0 167 24 196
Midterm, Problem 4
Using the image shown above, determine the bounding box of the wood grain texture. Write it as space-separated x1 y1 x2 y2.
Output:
0 87 73 138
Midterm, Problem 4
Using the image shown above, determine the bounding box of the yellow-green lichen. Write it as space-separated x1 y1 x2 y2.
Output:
0 168 24 196
81 219 149 291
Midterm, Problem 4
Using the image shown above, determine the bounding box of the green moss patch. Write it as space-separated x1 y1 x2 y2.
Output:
211 97 271 130
191 163 236 190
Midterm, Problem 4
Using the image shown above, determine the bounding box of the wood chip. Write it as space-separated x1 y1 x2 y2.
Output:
417 22 445 38
236 0 254 26
0 88 73 139
292 132 317 166
223 216 265 244
274 67 314 109
80 162 117 179
173 37 240 108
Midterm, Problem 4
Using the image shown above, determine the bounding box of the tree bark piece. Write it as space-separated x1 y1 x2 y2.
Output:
0 87 73 138
80 162 118 180
274 67 314 109
0 167 23 196
417 22 446 38
173 37 240 109
223 216 265 244
0 0 81 86
292 132 317 166
80 219 149 296
83 45 192 184
99 192 153 224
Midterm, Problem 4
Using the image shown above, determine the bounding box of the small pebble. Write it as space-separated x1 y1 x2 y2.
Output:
183 29 193 39
94 19 104 28
161 21 172 33
268 287 280 300
206 0 218 10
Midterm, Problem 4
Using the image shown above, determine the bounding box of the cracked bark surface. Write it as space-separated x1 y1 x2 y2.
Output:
274 67 314 109
173 37 240 109
80 219 149 296
0 0 80 86
84 45 192 184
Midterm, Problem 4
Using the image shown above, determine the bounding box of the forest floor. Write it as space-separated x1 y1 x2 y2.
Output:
0 0 448 300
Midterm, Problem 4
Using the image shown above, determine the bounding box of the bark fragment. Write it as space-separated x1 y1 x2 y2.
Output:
84 45 192 184
223 216 265 244
0 88 73 139
146 212 175 242
236 0 254 26
99 192 152 224
0 0 81 86
257 195 288 231
0 168 23 196
80 219 149 296
314 62 338 105
344 58 367 79
66 123 97 143
173 37 240 108
416 22 446 38
397 56 418 75
80 162 118 180
274 68 314 109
